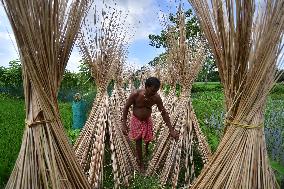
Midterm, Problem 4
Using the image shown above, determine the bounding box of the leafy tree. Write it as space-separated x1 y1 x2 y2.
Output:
0 59 23 97
149 9 200 49
2 59 22 88
61 70 79 90
148 53 167 67
196 57 220 82
77 60 96 91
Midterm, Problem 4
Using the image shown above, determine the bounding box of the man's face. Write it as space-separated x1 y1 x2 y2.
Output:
145 86 159 97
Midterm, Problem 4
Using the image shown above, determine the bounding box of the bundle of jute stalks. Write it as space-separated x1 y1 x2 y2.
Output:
1 0 93 188
188 0 284 188
146 6 211 188
74 2 138 188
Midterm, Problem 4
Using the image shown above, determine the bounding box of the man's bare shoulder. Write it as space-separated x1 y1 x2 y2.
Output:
129 89 142 98
135 89 144 94
153 93 162 103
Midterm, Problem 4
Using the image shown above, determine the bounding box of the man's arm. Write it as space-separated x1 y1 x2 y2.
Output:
121 91 137 135
156 96 179 139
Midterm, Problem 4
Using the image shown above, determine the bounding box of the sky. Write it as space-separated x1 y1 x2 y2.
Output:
0 0 190 72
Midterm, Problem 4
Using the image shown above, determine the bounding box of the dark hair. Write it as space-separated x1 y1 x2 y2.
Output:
145 77 160 89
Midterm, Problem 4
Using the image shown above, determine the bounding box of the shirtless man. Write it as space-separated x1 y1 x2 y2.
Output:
122 77 179 171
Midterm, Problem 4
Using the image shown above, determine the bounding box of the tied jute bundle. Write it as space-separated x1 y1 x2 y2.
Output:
146 5 211 188
188 0 284 188
1 0 93 188
74 2 138 188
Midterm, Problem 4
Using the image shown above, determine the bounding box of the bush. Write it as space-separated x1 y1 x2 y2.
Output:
192 82 223 93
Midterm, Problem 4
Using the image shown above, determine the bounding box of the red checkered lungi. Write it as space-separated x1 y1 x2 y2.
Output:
128 115 154 142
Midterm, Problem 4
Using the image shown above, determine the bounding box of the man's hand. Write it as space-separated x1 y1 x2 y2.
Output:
169 128 179 140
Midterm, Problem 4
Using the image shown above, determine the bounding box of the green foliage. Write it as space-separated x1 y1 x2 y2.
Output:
148 53 167 67
1 60 22 88
148 9 200 49
196 58 220 82
270 161 284 185
192 82 223 93
0 59 97 101
192 91 225 152
59 102 73 131
59 60 97 102
0 60 23 97
148 30 168 49
68 129 81 144
270 84 284 100
61 70 80 90
0 94 25 188
127 174 167 189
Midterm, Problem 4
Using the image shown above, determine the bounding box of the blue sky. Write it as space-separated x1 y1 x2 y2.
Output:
0 0 190 72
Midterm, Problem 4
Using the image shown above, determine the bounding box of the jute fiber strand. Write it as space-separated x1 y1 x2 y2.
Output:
146 6 211 188
188 0 284 188
73 2 138 188
1 0 92 188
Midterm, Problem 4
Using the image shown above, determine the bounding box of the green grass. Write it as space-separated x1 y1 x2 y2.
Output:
0 94 25 188
270 161 284 185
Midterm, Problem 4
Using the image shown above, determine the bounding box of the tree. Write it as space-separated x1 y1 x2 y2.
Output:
77 59 96 91
2 59 22 88
149 9 200 49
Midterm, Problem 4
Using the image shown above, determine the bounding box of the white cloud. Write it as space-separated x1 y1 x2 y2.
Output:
97 0 163 42
126 57 144 70
66 46 82 72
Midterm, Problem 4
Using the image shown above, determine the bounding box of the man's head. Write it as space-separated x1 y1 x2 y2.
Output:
145 77 160 97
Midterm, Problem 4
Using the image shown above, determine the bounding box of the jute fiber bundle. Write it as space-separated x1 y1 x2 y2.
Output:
1 0 92 188
146 6 211 188
188 0 284 188
74 2 138 188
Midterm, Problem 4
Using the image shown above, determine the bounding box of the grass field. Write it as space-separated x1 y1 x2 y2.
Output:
0 83 283 188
